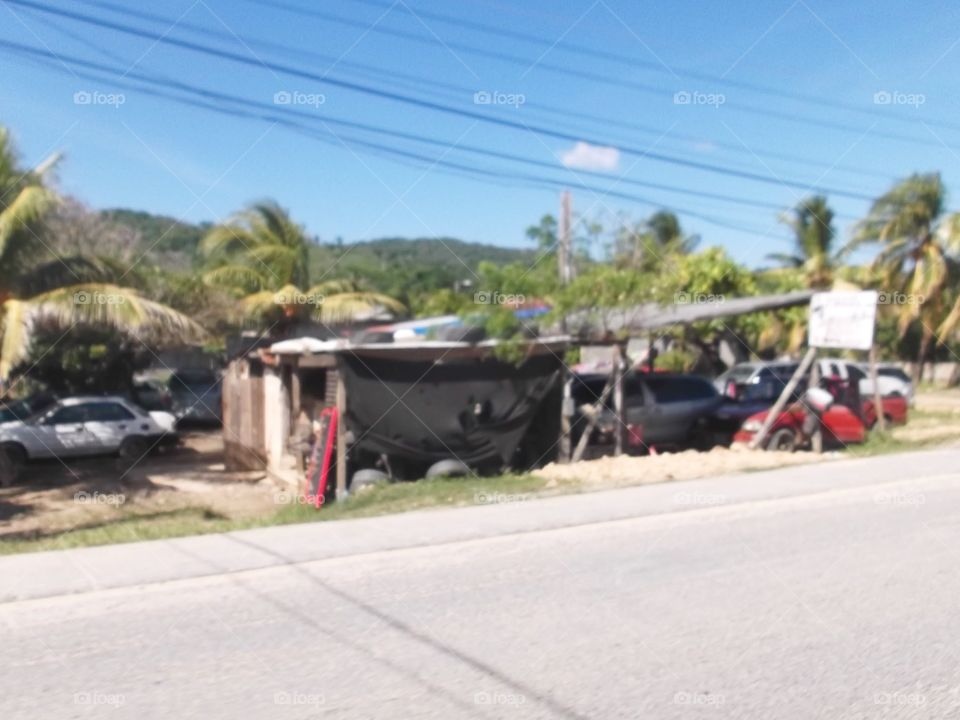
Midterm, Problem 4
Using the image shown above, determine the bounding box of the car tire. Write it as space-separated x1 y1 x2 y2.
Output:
118 436 150 464
350 468 389 491
0 443 25 487
425 459 471 480
766 428 797 452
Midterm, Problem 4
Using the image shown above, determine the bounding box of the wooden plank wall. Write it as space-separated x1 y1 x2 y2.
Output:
223 359 267 471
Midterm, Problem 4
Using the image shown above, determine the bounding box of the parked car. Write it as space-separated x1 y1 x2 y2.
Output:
0 392 57 428
818 358 910 401
169 368 222 425
733 394 908 450
853 362 914 405
0 396 177 474
709 362 803 441
131 379 174 412
573 372 722 451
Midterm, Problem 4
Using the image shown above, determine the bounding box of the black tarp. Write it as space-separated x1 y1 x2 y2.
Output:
337 348 563 472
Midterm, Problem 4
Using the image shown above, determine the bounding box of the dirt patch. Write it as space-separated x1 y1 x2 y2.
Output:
0 431 281 541
537 444 840 489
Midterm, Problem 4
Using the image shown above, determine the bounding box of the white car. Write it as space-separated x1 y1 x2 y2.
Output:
0 396 177 470
817 359 912 402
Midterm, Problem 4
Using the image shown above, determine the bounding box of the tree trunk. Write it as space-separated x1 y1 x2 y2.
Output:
914 331 933 385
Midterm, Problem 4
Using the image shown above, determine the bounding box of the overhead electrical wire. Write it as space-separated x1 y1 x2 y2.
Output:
5 0 884 202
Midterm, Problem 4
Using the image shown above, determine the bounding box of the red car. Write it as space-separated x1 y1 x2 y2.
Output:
734 395 908 451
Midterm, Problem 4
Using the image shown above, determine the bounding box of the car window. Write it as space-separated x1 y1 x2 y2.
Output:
645 376 716 403
878 368 910 383
85 402 136 422
847 365 866 383
45 405 88 425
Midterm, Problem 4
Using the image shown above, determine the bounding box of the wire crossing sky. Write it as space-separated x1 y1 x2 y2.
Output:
1 0 958 264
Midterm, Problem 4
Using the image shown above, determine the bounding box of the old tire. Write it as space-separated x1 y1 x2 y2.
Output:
425 459 471 480
350 468 389 491
766 428 798 452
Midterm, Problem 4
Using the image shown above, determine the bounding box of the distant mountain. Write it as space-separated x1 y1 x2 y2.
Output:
100 208 211 257
101 209 536 296
308 237 538 299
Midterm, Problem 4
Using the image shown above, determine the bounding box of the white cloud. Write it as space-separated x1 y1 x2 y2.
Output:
559 141 620 172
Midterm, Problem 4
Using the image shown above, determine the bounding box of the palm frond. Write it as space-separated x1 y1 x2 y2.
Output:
313 292 406 324
202 264 269 292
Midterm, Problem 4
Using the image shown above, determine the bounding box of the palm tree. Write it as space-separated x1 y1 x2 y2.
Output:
0 128 204 382
850 173 960 380
202 202 404 325
614 210 699 271
768 196 838 289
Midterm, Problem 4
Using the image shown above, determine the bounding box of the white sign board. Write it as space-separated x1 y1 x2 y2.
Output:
808 291 878 351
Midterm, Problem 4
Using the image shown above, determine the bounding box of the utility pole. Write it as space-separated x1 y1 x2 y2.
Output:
558 190 573 285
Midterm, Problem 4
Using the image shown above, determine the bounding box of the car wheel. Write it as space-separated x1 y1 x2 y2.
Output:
0 443 25 487
425 459 471 480
118 436 150 464
766 428 797 452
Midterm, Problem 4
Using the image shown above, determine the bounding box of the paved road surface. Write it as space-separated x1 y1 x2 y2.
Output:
3 448 960 719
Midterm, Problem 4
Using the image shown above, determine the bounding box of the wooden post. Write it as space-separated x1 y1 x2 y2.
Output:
869 345 886 432
335 371 347 499
809 356 823 453
559 367 573 464
750 347 817 449
613 343 626 456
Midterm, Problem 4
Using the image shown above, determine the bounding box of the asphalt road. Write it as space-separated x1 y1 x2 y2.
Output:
3 449 960 719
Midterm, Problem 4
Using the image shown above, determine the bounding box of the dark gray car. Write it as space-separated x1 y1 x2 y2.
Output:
573 372 722 450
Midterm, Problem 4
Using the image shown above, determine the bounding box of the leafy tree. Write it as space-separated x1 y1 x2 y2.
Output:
202 201 404 325
849 173 960 379
0 128 203 383
613 210 699 271
767 195 839 289
525 214 558 252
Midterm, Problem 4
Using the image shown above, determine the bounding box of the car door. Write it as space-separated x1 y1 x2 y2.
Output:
27 404 96 458
636 377 684 444
83 401 139 453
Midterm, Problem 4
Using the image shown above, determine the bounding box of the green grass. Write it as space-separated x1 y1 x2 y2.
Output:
0 473 571 555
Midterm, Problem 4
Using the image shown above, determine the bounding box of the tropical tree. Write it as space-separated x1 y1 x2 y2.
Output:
767 195 839 289
850 173 960 380
0 128 204 383
613 210 699 271
202 201 404 325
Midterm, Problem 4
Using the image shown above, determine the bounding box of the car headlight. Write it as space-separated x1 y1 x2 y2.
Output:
741 419 762 432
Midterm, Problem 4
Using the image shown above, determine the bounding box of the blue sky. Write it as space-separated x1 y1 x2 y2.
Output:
1 0 959 266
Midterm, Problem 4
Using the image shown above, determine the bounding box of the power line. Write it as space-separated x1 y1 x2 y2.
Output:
0 39 794 241
7 0 882 201
231 0 959 150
